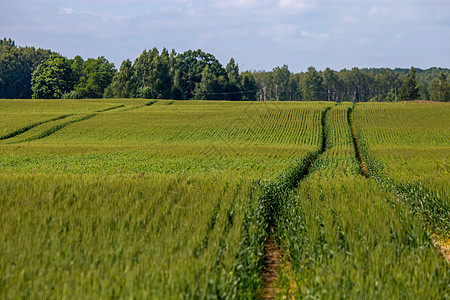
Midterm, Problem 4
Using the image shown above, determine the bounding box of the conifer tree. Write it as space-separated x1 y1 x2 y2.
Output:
398 67 419 100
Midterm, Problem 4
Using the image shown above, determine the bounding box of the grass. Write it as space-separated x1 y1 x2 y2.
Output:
0 173 256 298
0 99 448 299
354 102 450 236
277 176 449 299
274 103 449 298
0 99 328 298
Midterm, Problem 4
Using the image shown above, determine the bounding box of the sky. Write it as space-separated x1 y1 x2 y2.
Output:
1 0 449 72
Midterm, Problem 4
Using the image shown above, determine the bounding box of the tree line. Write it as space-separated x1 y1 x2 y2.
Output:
1 38 449 102
253 65 450 102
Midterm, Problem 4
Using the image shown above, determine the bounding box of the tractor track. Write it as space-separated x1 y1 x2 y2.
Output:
261 106 331 299
4 104 127 144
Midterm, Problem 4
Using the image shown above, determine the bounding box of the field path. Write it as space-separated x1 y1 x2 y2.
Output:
5 104 126 143
261 239 281 299
347 106 369 177
260 106 331 298
350 105 450 263
0 114 73 141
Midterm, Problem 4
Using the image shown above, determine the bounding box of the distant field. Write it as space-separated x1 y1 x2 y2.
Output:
0 99 448 299
0 100 327 179
354 102 449 220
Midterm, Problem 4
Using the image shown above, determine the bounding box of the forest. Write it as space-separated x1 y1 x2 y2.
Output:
1 38 449 102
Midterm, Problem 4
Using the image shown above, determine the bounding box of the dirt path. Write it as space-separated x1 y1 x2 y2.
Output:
261 239 281 299
347 107 369 178
432 236 450 262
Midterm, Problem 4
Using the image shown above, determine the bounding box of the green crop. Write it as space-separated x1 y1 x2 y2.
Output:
354 102 450 236
274 103 449 298
0 99 448 299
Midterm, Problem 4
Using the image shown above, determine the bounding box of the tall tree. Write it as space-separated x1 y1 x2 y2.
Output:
105 59 135 98
147 48 173 99
225 58 241 100
175 50 226 99
240 71 257 101
347 67 371 102
226 58 240 83
428 72 450 102
286 73 300 101
301 66 323 101
399 67 419 101
322 67 341 102
272 65 290 101
253 71 273 101
31 55 75 99
194 65 218 100
72 56 116 98
0 38 54 98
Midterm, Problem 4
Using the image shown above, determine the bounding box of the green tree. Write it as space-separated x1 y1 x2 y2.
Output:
240 71 257 101
226 58 240 83
252 71 271 101
172 69 185 100
322 67 341 102
225 58 241 100
286 73 300 101
73 56 116 98
147 48 173 99
31 55 75 99
175 50 226 99
398 67 419 101
0 38 54 98
272 65 290 101
194 65 218 100
417 83 429 100
133 48 159 91
375 68 401 101
105 59 135 98
428 72 450 102
301 66 323 101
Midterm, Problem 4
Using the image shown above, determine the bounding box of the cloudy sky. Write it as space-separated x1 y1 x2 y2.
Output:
1 0 449 72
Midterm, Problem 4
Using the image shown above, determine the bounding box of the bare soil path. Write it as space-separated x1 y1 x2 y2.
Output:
261 239 281 299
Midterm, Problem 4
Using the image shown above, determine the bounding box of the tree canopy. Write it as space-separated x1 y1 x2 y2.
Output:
0 38 55 98
428 72 450 102
31 55 76 99
1 38 449 101
398 67 419 101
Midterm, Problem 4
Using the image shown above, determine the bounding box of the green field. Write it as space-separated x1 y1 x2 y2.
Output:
0 99 449 298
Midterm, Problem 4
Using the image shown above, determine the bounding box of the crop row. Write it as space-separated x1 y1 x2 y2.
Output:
1 101 448 299
354 126 450 238
354 102 449 148
353 102 450 237
0 173 258 299
0 114 73 141
272 104 449 298
0 101 331 298
276 176 449 298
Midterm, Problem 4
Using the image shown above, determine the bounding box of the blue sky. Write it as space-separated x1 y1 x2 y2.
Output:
1 0 449 72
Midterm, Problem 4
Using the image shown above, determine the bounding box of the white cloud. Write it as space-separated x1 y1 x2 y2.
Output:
300 30 331 42
340 15 356 24
279 0 316 13
212 0 270 10
59 7 75 15
260 25 331 46
58 7 130 24
357 37 371 45
3 0 449 71
369 6 392 18
260 24 297 39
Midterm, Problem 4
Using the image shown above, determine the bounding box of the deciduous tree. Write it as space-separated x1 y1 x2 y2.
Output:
429 72 450 102
31 55 75 99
